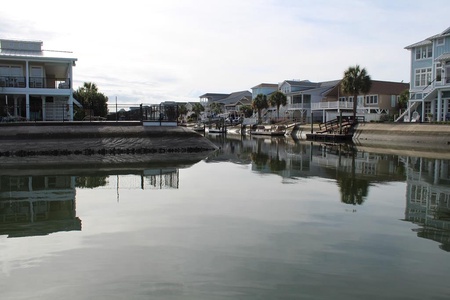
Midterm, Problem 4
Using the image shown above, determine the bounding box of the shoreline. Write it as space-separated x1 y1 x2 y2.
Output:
0 123 218 164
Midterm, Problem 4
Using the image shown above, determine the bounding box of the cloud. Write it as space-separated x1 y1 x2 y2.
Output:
1 0 449 104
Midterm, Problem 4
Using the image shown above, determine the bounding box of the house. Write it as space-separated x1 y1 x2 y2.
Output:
199 91 252 118
257 79 408 123
251 83 278 99
317 80 409 122
0 39 79 121
281 80 340 123
403 27 450 122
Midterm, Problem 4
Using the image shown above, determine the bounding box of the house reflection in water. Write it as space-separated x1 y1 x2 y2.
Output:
0 167 180 238
0 175 81 238
404 157 450 252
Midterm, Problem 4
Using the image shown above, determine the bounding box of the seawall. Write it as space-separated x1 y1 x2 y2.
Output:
0 122 218 166
353 122 450 151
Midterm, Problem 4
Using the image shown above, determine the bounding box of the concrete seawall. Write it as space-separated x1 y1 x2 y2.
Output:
353 123 450 150
0 122 218 166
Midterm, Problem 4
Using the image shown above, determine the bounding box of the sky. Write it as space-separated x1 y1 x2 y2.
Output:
1 0 449 105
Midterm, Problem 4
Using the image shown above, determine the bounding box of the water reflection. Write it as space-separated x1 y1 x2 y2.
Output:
0 174 80 238
207 134 450 252
0 163 183 238
403 156 450 251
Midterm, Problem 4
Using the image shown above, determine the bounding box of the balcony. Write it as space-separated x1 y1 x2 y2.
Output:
311 101 354 110
0 76 71 89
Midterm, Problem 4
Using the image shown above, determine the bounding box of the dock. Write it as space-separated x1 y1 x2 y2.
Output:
305 116 363 143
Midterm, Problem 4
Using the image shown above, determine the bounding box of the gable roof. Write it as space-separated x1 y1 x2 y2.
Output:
198 93 229 102
251 83 278 89
405 27 450 49
216 90 252 105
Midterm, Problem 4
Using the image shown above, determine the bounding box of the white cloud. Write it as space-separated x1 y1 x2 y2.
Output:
1 0 449 104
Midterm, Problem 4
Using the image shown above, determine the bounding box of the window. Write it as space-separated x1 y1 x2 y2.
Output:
414 68 432 87
391 95 397 108
415 45 433 60
437 38 445 46
436 63 442 82
339 97 346 102
365 95 378 105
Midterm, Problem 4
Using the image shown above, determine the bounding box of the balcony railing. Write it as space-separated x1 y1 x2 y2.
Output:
0 76 71 89
311 101 354 110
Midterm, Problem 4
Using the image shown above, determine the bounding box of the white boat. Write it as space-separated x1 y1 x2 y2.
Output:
250 125 286 136
208 127 227 134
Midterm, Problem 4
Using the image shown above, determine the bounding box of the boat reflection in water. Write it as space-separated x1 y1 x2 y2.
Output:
206 134 450 252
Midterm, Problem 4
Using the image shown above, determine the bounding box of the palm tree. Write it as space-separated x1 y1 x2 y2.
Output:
341 65 372 120
73 82 108 119
191 103 204 121
252 94 269 124
209 102 223 116
178 104 188 122
269 91 287 120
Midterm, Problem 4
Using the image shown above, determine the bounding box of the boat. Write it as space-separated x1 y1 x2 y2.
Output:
208 127 227 134
250 125 286 136
192 122 205 133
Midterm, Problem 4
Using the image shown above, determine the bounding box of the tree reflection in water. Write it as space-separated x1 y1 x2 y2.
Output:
336 145 370 205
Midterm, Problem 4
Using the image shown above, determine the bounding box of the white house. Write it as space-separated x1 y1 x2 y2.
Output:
403 27 450 122
0 39 79 121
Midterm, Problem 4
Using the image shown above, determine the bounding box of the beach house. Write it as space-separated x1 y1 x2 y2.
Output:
0 39 78 121
403 27 450 122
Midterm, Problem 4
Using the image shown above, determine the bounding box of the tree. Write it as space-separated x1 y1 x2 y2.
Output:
178 104 188 122
240 105 253 118
191 103 205 121
269 91 287 119
252 94 269 124
341 65 372 120
209 102 223 116
398 89 409 110
73 82 108 120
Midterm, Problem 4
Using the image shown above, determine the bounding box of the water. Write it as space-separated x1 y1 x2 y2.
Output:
1 134 450 299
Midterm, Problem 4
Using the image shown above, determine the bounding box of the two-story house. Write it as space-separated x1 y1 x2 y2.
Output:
0 39 79 121
404 27 450 122
319 80 409 122
199 91 252 118
281 80 340 123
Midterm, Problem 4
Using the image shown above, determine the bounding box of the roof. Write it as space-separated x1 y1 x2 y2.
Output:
282 80 318 87
325 80 409 97
0 39 77 61
251 83 278 89
405 27 450 49
216 91 252 106
199 93 229 98
435 52 450 61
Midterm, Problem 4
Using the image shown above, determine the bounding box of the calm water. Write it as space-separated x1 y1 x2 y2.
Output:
1 134 450 300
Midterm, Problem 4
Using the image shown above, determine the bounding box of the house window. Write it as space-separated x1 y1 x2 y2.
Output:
339 97 346 102
415 45 432 60
365 95 378 105
436 63 442 82
391 95 397 108
437 38 445 46
414 68 432 87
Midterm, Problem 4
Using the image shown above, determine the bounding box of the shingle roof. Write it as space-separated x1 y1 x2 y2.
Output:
405 27 450 49
216 91 252 105
251 83 278 89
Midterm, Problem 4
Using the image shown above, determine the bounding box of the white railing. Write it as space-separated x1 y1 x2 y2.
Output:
311 101 354 110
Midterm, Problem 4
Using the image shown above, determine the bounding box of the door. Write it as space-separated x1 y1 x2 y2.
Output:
30 66 43 87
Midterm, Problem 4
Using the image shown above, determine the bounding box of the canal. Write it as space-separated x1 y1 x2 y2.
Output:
1 134 450 299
